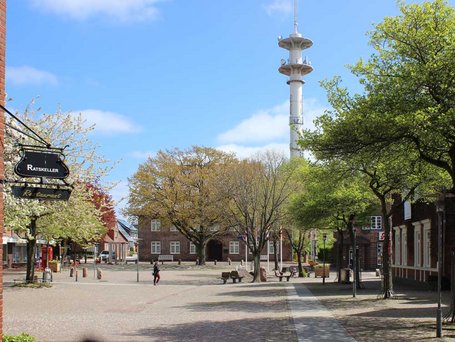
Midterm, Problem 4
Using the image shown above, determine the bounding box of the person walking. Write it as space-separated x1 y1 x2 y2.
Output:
153 261 160 285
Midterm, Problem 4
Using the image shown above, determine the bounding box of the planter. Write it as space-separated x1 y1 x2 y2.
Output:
49 262 60 272
314 266 330 278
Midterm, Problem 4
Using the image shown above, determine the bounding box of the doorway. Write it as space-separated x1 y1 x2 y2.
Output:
207 240 223 261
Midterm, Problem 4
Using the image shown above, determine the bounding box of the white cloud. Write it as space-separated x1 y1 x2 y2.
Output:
74 109 142 134
216 143 289 160
130 150 155 160
30 0 163 22
6 66 58 86
216 98 328 159
264 0 292 16
218 101 289 144
217 99 327 144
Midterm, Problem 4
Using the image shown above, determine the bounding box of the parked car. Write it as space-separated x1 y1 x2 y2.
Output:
98 250 116 261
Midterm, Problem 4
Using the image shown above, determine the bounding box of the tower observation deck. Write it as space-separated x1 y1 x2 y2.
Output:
278 0 313 158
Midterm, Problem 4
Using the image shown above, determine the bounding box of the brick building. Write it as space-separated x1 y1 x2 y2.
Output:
334 216 384 271
137 217 292 263
391 199 444 286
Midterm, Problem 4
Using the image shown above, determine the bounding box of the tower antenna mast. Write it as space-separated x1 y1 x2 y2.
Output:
294 0 298 34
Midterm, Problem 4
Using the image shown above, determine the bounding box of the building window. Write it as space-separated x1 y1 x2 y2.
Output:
151 219 161 231
394 228 401 266
170 225 177 232
404 201 412 220
210 224 220 232
268 241 275 254
371 216 382 230
423 222 431 268
229 241 239 254
189 242 196 255
401 227 407 266
151 241 161 254
414 225 421 267
170 241 180 255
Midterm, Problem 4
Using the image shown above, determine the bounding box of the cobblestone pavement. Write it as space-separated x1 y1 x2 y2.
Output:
4 263 300 342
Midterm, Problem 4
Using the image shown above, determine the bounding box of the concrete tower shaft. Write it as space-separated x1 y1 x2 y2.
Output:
278 0 313 158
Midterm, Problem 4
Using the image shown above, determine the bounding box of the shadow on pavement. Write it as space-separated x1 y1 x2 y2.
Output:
121 317 297 342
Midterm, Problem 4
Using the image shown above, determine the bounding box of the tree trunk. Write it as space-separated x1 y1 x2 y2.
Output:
297 250 305 277
196 243 207 265
381 201 393 298
26 218 37 282
337 228 344 283
252 253 261 282
273 239 279 270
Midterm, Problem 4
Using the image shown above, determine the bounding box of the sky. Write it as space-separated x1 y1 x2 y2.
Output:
6 0 453 218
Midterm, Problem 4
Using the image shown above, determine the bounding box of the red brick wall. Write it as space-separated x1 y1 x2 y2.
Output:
0 0 6 338
138 216 293 263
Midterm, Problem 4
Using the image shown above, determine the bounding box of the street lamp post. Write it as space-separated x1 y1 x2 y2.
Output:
436 193 445 338
323 233 327 285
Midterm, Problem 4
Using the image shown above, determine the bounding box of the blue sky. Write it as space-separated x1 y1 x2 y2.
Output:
6 0 452 217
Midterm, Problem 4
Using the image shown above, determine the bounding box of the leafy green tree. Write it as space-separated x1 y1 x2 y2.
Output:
308 0 455 190
126 146 236 265
301 0 454 297
288 160 376 284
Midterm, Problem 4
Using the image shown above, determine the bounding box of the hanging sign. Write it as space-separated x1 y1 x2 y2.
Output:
14 150 70 179
12 186 71 201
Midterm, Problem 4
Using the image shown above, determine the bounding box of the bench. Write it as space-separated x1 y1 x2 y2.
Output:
158 255 174 263
221 272 231 284
275 270 292 282
230 270 244 283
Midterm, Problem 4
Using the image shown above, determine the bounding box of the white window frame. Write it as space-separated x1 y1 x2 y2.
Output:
268 241 275 255
170 241 180 255
229 241 239 254
394 227 401 266
189 242 196 255
371 216 382 230
414 223 421 267
423 220 431 268
170 225 177 232
404 201 412 220
151 241 161 254
151 219 161 231
210 224 220 232
401 226 407 266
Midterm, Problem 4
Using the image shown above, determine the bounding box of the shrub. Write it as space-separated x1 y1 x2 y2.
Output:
3 333 36 342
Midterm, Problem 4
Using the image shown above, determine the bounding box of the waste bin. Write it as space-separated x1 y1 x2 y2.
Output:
340 268 351 283
43 267 52 283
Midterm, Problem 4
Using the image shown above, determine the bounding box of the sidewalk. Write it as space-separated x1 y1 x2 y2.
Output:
5 264 449 341
302 271 455 341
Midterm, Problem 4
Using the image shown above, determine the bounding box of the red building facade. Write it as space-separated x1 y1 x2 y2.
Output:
137 216 293 263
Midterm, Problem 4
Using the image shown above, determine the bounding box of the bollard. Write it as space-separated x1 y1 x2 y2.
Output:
82 267 87 278
228 257 231 266
97 269 102 280
196 258 199 265
75 270 78 282
214 260 217 265
240 259 243 266
70 267 74 277
178 259 181 265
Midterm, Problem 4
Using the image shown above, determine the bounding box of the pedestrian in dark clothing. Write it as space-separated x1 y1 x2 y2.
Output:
153 262 160 285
